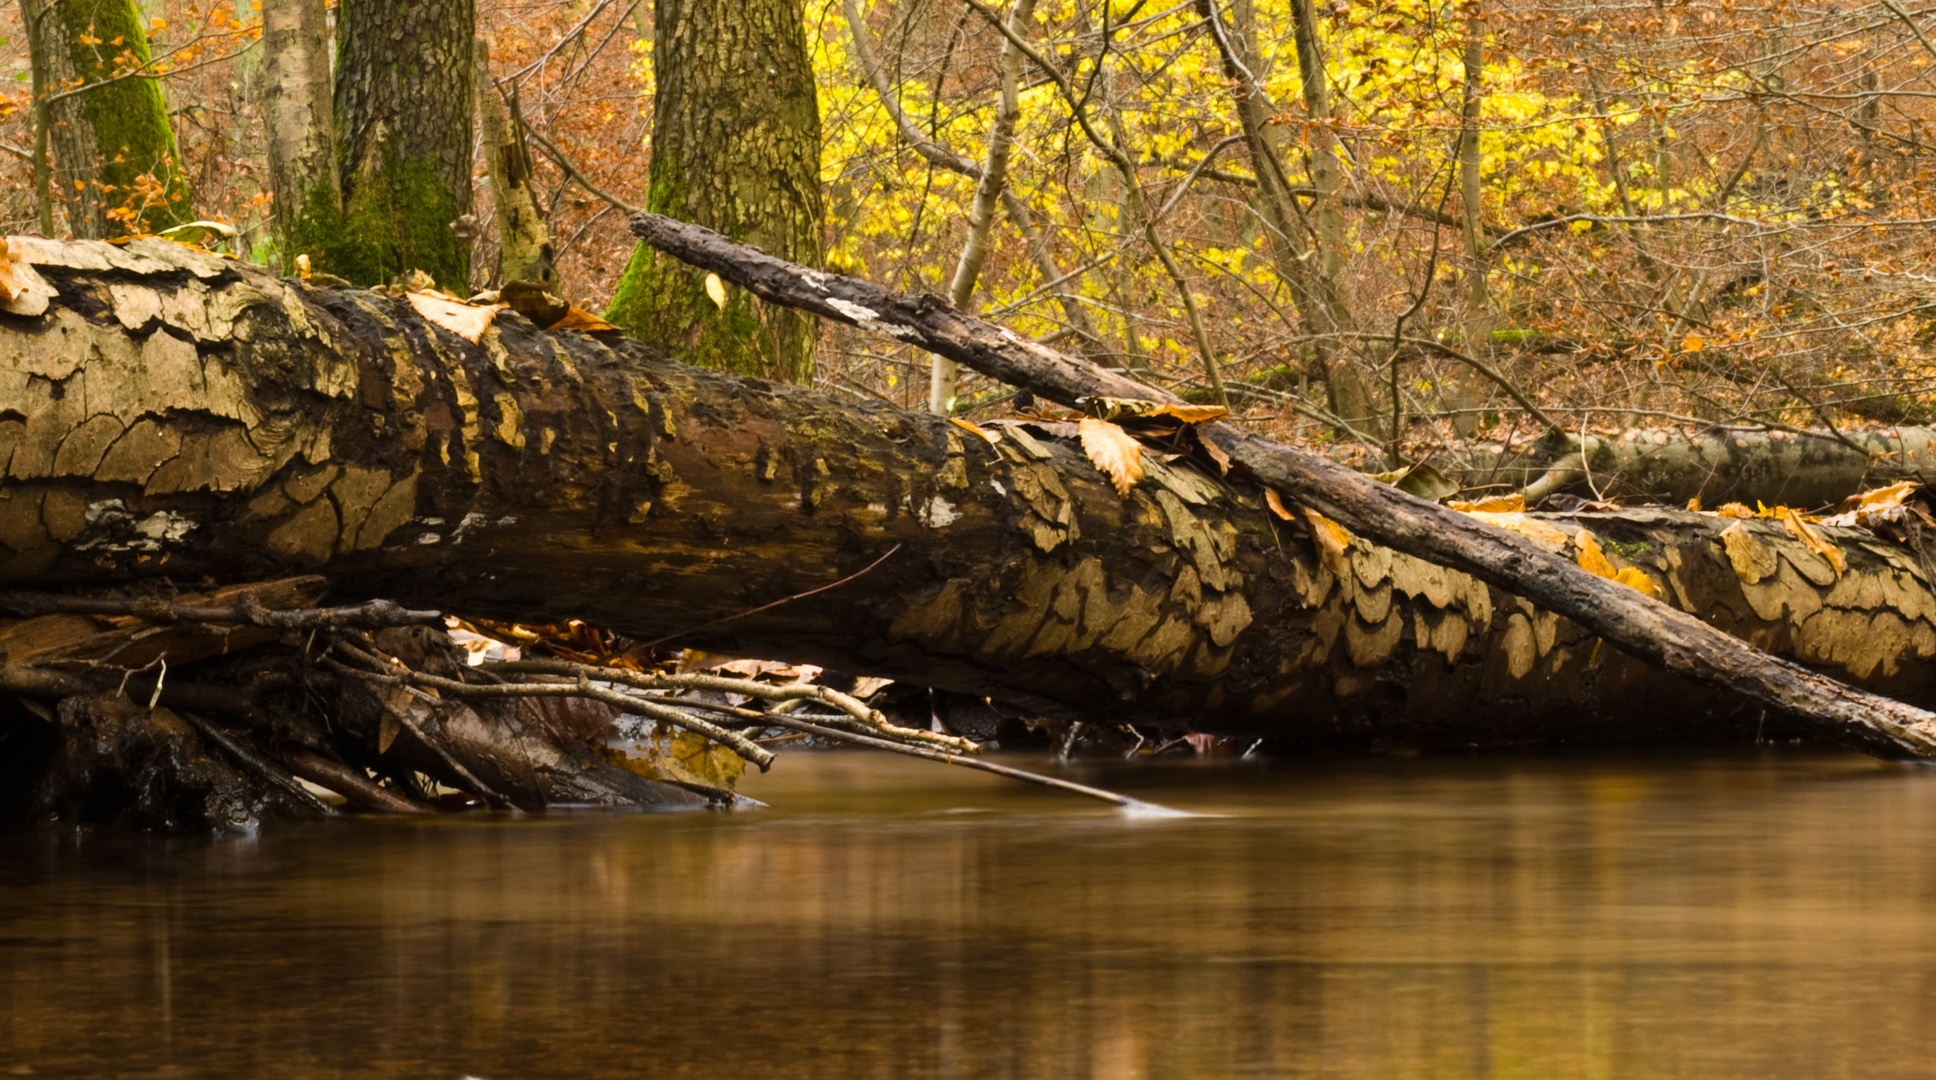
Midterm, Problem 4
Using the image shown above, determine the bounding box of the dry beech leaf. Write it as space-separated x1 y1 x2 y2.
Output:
0 240 17 303
1202 435 1233 476
1682 332 1705 353
1574 528 1618 578
548 306 618 332
1302 507 1352 578
1467 511 1570 552
1612 567 1664 598
949 417 1002 445
1081 396 1229 425
1718 520 1776 586
1778 505 1846 578
407 291 503 344
704 272 728 310
1449 492 1525 513
1079 417 1143 497
1855 480 1919 510
1264 488 1296 521
1714 502 1756 519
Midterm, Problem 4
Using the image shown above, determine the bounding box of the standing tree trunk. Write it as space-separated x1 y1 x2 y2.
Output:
1449 13 1490 437
328 0 477 289
20 0 194 238
260 0 340 276
475 35 558 292
604 0 823 383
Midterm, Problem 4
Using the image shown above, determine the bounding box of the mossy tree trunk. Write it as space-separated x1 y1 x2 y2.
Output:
605 0 822 383
260 0 340 275
475 35 558 292
326 0 477 289
22 0 195 238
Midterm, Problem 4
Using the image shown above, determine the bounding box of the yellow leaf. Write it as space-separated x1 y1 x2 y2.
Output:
547 306 618 332
406 291 503 344
1714 502 1755 519
1574 528 1618 578
1079 417 1143 497
1302 507 1353 578
295 253 312 279
1856 480 1918 511
1682 332 1705 353
0 242 16 304
1612 567 1663 598
950 417 1001 445
1264 488 1296 520
1778 506 1845 578
1718 520 1776 585
1449 493 1525 513
1467 511 1570 551
1080 396 1228 425
704 272 728 310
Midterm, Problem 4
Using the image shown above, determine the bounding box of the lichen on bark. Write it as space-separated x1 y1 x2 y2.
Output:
605 0 823 383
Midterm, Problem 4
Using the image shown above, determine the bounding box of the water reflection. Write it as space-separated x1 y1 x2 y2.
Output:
3 748 1935 1079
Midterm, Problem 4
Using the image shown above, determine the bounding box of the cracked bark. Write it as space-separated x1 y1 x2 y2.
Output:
6 239 1936 762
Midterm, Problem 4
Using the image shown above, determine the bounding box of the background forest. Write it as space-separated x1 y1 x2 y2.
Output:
4 0 1935 477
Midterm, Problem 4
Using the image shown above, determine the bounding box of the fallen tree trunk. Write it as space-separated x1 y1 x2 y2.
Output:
5 236 1936 828
627 213 1936 760
1436 426 1936 509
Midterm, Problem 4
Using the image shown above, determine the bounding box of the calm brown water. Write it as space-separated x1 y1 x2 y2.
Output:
3 747 1936 1079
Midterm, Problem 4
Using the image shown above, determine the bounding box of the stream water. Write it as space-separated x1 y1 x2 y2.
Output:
2 746 1935 1079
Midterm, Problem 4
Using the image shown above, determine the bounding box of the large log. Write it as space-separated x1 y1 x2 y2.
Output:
2 235 1935 767
627 213 1936 758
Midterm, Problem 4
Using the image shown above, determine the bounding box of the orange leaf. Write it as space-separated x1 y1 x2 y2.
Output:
949 417 1002 445
1778 506 1845 578
0 242 17 304
407 291 503 344
1574 528 1618 578
1081 396 1228 425
1450 493 1525 513
1078 417 1143 497
1612 566 1664 598
1264 488 1296 520
548 306 618 332
1681 332 1705 353
1301 507 1352 578
1202 435 1232 476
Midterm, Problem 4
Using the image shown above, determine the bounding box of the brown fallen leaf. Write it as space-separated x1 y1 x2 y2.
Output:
1466 511 1570 552
1302 507 1353 578
548 305 618 332
407 291 504 344
1080 396 1229 425
1079 417 1143 496
1778 505 1846 578
1574 528 1618 578
1718 520 1776 585
1613 567 1664 598
1714 502 1756 519
949 417 1002 445
0 239 17 303
1449 492 1525 513
1264 488 1297 521
1202 435 1232 476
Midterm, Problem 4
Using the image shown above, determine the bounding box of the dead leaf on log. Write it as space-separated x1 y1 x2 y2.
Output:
1264 488 1296 521
1718 520 1778 585
0 239 55 317
1714 503 1756 519
1575 529 1618 578
1465 511 1570 552
1202 436 1233 476
1449 493 1525 513
1820 481 1923 528
1574 529 1665 596
1079 417 1143 496
1079 397 1228 425
1779 506 1846 578
548 306 618 333
0 239 16 302
407 291 504 344
1302 507 1353 577
950 417 1002 445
